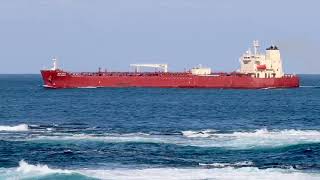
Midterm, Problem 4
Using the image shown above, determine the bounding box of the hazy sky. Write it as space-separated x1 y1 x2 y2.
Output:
0 0 319 74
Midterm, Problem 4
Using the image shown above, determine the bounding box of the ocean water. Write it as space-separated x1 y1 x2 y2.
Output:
0 74 320 179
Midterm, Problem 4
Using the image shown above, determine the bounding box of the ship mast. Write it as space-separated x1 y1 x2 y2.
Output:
253 40 260 55
51 58 58 70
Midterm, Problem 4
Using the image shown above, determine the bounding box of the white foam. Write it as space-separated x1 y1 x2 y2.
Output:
181 128 320 149
1 161 319 180
16 160 71 175
0 124 29 132
29 124 40 127
24 128 320 149
0 160 72 179
182 129 217 138
80 167 320 180
199 161 254 168
32 133 166 144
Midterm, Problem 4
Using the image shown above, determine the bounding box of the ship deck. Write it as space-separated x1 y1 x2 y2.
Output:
66 71 255 77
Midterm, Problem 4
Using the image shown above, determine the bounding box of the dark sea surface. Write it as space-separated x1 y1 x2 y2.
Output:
0 74 320 179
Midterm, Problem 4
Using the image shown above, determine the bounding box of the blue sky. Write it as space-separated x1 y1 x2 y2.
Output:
0 0 319 74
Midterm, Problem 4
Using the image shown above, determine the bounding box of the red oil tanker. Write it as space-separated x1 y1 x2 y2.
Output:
41 41 299 89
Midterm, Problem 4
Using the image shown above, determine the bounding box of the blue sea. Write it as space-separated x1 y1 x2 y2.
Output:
0 74 320 179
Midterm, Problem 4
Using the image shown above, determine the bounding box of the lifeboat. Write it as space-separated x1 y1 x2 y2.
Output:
256 64 266 70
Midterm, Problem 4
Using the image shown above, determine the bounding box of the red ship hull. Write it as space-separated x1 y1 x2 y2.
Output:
41 70 299 89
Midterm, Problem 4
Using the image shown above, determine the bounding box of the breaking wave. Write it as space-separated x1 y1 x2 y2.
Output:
182 129 217 138
0 124 29 132
2 125 320 149
30 133 166 144
0 160 81 180
17 160 72 175
0 160 319 180
81 168 320 180
23 128 320 149
199 161 254 168
181 128 320 149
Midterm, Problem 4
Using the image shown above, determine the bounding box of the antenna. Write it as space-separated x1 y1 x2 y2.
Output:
253 40 260 55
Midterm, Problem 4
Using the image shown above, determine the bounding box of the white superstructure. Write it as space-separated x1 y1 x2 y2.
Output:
191 64 212 75
130 64 168 73
239 41 284 78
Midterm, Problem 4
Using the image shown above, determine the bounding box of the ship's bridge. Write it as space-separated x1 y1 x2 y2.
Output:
239 40 284 78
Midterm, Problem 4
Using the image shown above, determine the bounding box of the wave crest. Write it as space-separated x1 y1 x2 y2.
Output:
4 127 320 149
0 160 73 179
182 128 320 138
0 124 29 132
0 160 319 180
181 129 217 138
78 167 320 180
17 160 71 175
199 161 254 168
181 128 320 149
